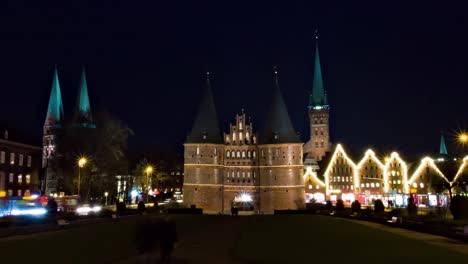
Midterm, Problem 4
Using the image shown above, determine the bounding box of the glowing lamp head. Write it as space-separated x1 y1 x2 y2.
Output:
78 157 87 168
459 133 468 144
145 166 154 175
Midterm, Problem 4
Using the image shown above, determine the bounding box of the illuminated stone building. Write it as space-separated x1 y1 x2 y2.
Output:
183 72 305 213
0 133 41 197
356 150 385 204
317 138 468 207
223 110 259 211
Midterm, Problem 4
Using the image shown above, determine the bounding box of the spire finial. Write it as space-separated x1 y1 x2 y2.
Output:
315 28 319 40
206 71 210 78
273 65 279 80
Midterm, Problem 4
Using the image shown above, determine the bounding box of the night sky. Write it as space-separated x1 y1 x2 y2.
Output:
1 1 467 157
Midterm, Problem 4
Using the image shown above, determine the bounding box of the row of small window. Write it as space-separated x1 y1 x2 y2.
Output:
313 118 326 124
362 174 383 179
333 157 349 165
308 185 321 190
226 171 257 178
225 132 257 144
390 180 402 185
313 128 325 136
226 150 257 159
3 189 30 197
331 167 352 173
330 185 354 190
226 171 256 183
330 176 352 182
412 182 425 188
314 141 325 148
360 183 381 188
227 178 256 184
389 171 401 176
5 173 31 184
0 152 32 167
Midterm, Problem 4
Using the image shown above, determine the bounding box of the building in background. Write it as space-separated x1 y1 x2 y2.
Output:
303 35 331 162
43 66 64 195
43 66 95 195
0 132 41 197
183 71 305 214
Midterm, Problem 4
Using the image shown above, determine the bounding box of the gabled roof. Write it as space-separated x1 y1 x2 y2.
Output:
261 71 301 144
44 66 64 127
186 73 222 144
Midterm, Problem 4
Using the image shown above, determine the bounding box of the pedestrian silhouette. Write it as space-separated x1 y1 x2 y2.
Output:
158 216 178 263
135 217 159 263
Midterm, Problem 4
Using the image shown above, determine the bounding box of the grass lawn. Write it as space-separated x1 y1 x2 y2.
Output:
0 215 466 263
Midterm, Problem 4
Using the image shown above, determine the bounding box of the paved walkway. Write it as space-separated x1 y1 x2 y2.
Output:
348 219 468 255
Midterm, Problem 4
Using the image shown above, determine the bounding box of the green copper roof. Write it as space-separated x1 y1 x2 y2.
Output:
74 67 94 128
440 133 448 155
261 71 301 144
186 73 222 144
309 42 328 108
44 66 64 126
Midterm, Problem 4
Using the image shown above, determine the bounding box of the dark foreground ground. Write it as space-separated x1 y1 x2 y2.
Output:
1 215 467 263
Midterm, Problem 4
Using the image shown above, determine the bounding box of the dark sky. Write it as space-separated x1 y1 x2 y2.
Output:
1 1 467 157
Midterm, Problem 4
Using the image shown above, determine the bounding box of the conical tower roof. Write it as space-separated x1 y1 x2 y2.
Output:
186 73 222 144
309 36 328 108
440 132 448 155
44 66 64 127
261 70 301 144
74 67 94 128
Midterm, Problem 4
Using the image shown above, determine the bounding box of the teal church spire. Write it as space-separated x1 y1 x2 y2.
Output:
74 67 95 128
309 31 328 109
44 66 64 127
439 132 448 155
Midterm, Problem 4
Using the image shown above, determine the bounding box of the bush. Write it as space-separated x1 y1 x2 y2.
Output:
374 199 384 213
407 195 418 216
450 195 468 220
116 202 126 213
335 199 345 211
137 201 145 212
351 200 361 213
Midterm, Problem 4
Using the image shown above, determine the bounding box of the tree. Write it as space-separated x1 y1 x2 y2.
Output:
57 111 132 201
429 159 465 202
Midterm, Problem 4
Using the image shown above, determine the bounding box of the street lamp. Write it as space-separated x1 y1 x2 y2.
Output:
104 191 109 206
145 165 153 203
77 157 88 196
458 132 468 145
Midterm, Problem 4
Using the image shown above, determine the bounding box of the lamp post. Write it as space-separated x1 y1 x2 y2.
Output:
77 157 87 196
145 165 153 203
104 191 109 206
